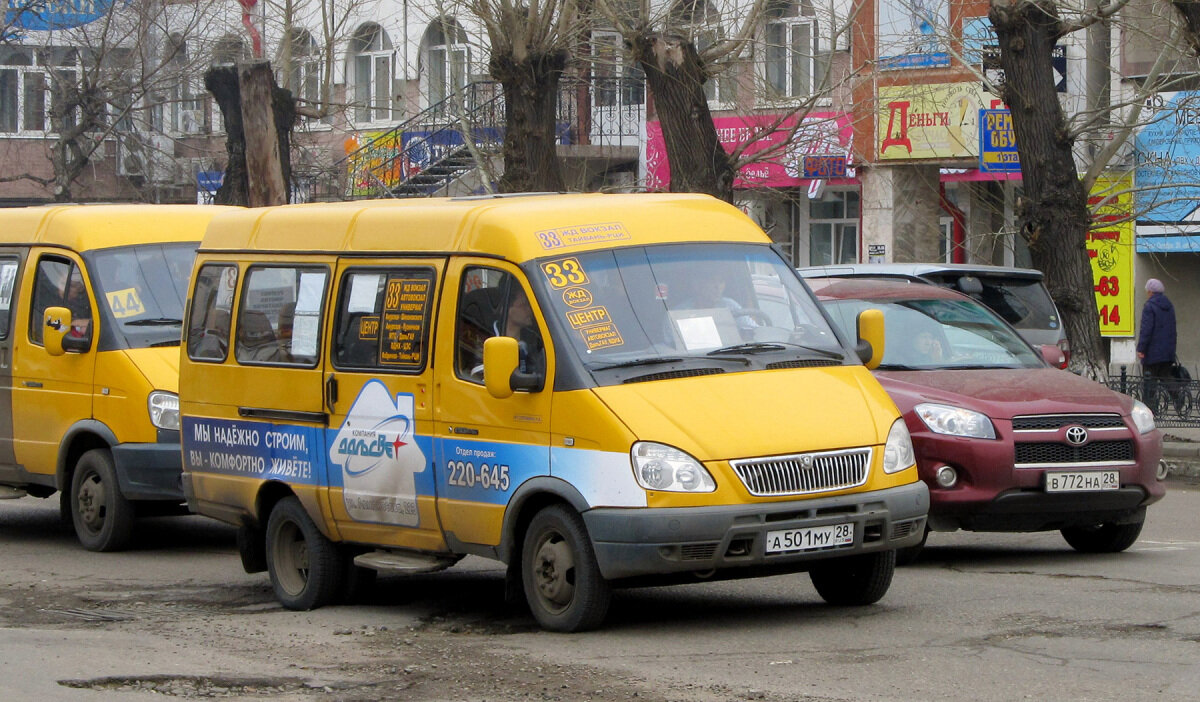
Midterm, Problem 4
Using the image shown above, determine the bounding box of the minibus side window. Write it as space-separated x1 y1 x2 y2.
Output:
0 259 18 340
235 265 328 367
331 268 436 372
455 267 544 384
30 257 90 349
187 264 236 362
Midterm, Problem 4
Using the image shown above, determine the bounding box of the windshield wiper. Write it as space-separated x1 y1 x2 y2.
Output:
589 356 685 371
589 353 750 371
707 341 843 360
124 317 183 326
875 363 926 371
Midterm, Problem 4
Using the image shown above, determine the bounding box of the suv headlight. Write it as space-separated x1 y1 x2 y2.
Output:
148 391 180 431
883 418 916 474
631 442 716 493
915 402 996 439
1131 400 1155 434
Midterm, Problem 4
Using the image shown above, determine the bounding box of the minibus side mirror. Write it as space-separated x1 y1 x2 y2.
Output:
43 306 70 356
483 336 545 398
44 306 91 356
856 308 885 370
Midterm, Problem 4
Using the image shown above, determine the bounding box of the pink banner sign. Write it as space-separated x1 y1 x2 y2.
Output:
645 112 853 191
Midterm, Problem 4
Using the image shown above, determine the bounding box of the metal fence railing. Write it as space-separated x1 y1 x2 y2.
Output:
1105 368 1200 428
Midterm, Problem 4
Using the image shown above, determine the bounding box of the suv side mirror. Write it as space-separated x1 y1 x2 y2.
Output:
1039 344 1067 369
856 308 885 370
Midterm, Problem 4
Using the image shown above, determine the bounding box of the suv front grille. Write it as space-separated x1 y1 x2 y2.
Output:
1012 413 1125 431
1014 440 1135 466
730 448 871 497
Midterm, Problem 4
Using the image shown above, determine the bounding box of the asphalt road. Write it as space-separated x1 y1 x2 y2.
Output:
1 481 1198 701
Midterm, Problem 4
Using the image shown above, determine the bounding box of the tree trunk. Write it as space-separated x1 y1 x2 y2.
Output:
1173 1 1200 54
240 61 289 207
632 35 735 203
490 51 567 193
205 64 296 207
989 0 1104 375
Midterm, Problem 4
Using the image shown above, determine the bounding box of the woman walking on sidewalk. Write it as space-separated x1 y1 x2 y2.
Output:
1138 278 1177 414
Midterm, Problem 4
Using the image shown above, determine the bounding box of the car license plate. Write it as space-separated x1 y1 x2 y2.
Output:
765 523 854 553
1045 470 1119 492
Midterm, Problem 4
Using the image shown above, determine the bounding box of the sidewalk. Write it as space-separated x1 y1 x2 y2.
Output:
1161 427 1200 481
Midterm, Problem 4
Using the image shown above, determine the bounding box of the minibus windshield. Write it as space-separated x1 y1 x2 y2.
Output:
534 243 846 380
86 243 198 349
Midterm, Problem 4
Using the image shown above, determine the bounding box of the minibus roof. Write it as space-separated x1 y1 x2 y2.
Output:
2 204 237 251
198 193 768 261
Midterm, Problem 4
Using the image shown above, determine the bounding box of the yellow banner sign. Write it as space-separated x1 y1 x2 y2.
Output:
878 83 994 160
1088 175 1135 337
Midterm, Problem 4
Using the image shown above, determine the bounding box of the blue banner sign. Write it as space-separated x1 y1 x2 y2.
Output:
978 108 1020 173
6 0 117 30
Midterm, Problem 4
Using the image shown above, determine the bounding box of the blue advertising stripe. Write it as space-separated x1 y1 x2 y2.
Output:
182 416 325 487
436 438 549 506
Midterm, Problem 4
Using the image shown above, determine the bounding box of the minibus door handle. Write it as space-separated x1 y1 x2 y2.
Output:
325 374 338 411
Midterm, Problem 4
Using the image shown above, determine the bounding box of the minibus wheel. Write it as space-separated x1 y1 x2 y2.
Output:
521 504 611 632
70 449 135 552
266 497 343 610
809 550 896 606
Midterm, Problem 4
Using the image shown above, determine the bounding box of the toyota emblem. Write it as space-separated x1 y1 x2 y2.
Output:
1064 425 1089 445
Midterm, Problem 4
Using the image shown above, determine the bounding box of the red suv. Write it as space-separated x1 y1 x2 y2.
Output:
811 278 1164 561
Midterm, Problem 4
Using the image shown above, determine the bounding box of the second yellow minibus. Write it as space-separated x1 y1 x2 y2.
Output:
180 193 928 631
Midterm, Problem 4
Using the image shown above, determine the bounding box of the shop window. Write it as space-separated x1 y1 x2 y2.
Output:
807 190 859 265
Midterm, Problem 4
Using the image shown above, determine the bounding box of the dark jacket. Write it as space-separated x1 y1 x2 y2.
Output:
1137 293 1177 365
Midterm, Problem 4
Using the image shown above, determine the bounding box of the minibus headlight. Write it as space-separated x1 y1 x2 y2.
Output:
148 391 180 431
882 419 916 474
631 442 716 493
1131 400 1156 435
915 403 996 439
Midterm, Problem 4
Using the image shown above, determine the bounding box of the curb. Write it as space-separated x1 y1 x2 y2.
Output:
1163 442 1200 480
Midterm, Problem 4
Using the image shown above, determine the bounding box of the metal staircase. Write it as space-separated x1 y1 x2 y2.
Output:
342 81 504 199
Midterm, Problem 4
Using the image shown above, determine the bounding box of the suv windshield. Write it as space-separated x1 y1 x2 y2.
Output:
821 296 1042 370
533 243 845 382
86 243 198 349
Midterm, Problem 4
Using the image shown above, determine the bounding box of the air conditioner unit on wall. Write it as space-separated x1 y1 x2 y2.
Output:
117 138 146 178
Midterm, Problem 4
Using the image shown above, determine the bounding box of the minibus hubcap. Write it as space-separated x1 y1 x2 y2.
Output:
78 475 104 528
533 534 574 609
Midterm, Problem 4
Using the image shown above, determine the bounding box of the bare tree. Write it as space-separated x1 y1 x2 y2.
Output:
462 0 583 192
596 0 851 203
985 0 1192 374
0 0 225 202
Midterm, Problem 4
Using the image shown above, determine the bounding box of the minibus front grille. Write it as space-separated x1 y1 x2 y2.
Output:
622 368 725 384
730 448 871 497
